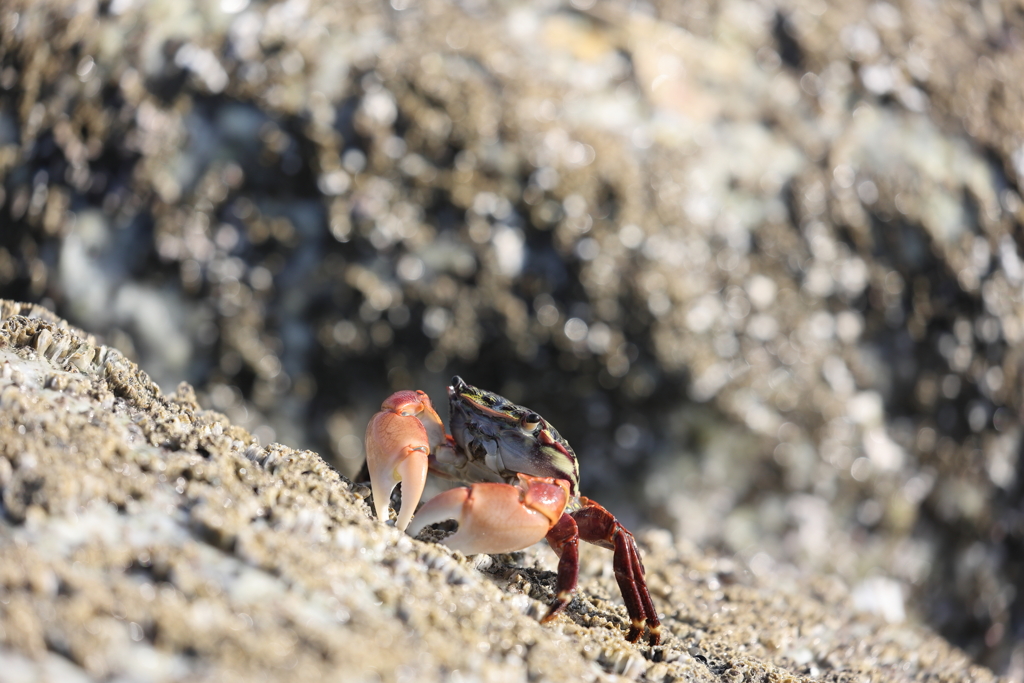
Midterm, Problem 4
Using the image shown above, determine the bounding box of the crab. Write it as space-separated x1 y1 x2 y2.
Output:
364 375 661 645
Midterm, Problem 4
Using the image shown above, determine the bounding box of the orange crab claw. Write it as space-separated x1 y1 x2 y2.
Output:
406 474 570 555
365 390 445 531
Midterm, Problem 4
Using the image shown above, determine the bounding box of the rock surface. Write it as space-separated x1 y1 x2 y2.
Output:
0 301 1000 681
3 0 1024 675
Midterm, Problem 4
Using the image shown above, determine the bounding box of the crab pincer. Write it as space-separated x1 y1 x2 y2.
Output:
364 390 443 531
407 474 569 555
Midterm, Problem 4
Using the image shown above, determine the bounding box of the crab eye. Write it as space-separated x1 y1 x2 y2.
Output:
522 413 541 431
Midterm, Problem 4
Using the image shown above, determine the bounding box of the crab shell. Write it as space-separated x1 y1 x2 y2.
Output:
445 375 581 497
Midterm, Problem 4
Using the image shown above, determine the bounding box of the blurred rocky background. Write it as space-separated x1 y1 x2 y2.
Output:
0 0 1022 677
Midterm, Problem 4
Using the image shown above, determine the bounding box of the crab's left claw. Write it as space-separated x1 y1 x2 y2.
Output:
406 474 569 555
365 390 445 531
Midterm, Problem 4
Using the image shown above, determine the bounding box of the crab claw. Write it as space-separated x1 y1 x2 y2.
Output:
365 390 446 531
406 474 569 555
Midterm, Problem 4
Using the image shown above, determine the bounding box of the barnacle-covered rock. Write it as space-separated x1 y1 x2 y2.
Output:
0 301 999 681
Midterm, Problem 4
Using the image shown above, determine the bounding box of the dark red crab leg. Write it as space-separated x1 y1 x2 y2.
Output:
543 499 662 645
542 512 580 623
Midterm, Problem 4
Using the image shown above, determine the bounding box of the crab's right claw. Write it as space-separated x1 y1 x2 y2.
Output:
406 474 569 555
365 390 443 531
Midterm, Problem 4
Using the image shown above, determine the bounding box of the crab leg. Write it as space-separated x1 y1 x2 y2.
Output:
365 390 444 531
406 474 569 555
541 512 580 623
544 498 662 646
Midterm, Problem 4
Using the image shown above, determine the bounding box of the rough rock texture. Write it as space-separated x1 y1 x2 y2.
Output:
2 0 1024 675
0 301 1000 681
